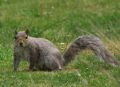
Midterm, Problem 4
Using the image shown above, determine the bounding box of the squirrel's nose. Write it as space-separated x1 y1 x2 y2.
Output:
19 43 23 46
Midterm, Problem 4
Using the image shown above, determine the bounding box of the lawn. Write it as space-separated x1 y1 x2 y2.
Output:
0 0 120 87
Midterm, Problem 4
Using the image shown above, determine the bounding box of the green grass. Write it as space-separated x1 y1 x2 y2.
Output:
0 0 120 87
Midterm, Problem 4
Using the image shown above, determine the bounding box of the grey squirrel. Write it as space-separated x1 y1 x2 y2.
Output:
13 30 119 71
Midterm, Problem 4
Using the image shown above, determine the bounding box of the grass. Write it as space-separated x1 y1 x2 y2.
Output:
0 0 120 87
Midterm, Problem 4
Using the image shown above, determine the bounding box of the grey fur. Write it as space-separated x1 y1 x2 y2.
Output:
14 36 64 71
13 32 119 71
63 35 119 66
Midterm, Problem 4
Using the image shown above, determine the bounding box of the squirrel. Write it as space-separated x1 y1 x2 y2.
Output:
13 30 119 71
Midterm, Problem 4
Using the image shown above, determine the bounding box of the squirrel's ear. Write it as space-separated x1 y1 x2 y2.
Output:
15 30 18 35
25 29 29 35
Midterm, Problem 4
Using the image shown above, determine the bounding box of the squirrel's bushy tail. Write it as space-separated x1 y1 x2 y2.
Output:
63 35 119 66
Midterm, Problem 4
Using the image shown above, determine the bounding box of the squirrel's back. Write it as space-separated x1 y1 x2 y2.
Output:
27 37 59 52
27 37 65 70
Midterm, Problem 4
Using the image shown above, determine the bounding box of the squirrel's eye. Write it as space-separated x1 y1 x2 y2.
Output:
25 36 28 39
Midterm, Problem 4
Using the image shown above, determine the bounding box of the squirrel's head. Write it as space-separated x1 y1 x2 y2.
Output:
14 30 29 47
